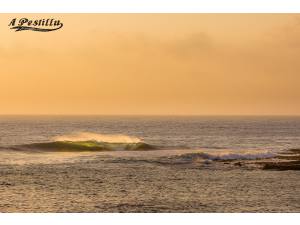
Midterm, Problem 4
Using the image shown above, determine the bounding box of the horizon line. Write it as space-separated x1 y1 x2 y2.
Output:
0 114 299 117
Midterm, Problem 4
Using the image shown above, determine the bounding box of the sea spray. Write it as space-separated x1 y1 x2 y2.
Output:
53 132 142 143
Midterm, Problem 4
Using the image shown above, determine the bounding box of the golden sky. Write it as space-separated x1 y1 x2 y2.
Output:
0 14 300 115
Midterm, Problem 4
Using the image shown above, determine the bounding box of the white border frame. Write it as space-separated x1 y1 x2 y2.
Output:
1 213 300 225
0 0 299 224
0 0 300 12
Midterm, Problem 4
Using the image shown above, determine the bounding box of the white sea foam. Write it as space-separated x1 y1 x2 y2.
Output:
204 152 275 160
179 151 276 161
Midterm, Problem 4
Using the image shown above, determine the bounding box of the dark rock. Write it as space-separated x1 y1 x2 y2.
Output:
234 162 242 167
0 181 13 186
263 161 300 171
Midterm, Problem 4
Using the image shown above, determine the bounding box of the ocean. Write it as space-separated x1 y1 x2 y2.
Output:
1 115 299 150
0 116 299 212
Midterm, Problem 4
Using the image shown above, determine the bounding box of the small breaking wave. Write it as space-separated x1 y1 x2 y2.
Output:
174 151 276 162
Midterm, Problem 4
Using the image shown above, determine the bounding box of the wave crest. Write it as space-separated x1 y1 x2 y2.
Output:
14 141 156 152
12 132 156 151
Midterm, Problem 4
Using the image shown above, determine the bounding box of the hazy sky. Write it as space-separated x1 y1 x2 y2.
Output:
0 14 300 115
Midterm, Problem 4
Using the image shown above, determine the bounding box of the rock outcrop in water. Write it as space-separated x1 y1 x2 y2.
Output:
262 149 300 171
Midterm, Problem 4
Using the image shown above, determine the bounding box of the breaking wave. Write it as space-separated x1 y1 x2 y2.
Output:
12 132 156 152
14 141 156 152
175 151 276 161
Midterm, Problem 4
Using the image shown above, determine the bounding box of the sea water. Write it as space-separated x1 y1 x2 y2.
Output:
0 116 299 212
